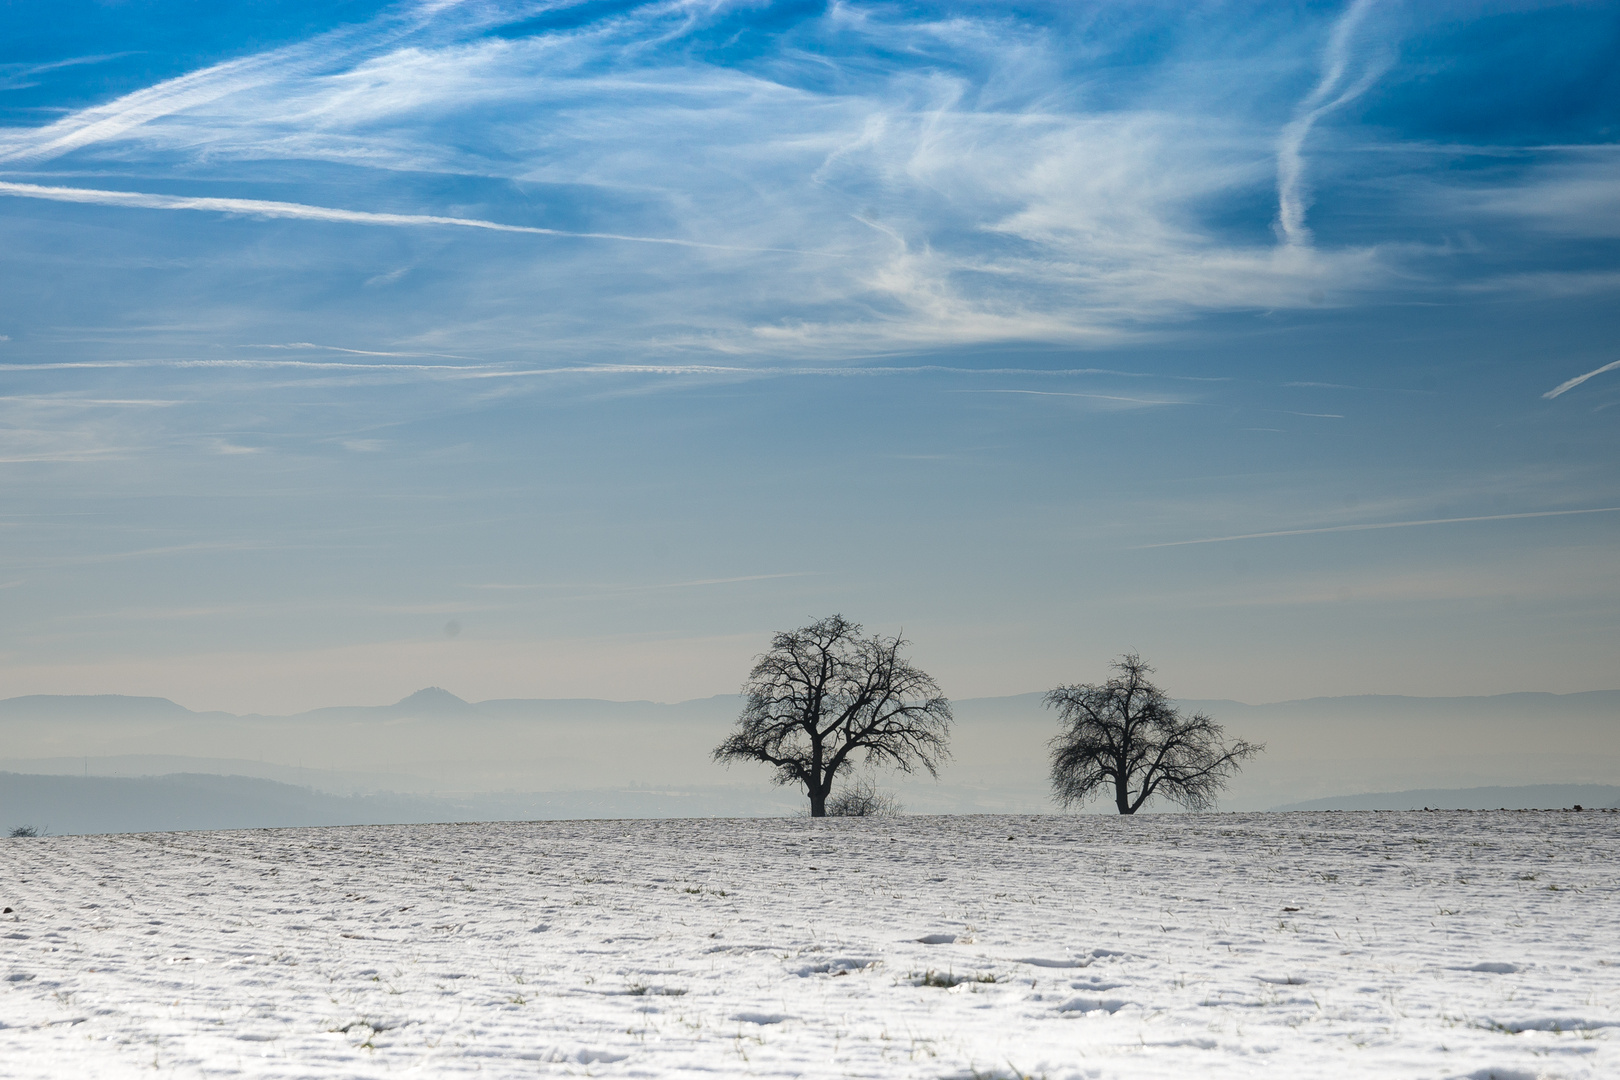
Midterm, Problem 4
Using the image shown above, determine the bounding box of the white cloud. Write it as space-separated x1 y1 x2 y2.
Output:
1469 157 1620 238
0 1 1405 359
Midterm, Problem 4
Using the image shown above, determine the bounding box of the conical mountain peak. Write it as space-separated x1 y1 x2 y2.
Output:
393 687 472 712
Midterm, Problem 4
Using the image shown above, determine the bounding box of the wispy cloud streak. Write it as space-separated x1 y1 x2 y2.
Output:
1141 506 1620 549
466 572 815 593
0 53 133 91
1276 0 1387 246
0 7 434 164
951 389 1193 407
1544 359 1620 399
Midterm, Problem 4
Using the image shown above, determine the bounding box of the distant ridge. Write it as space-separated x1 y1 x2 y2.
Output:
1272 784 1620 812
0 694 208 721
0 771 448 835
1179 688 1620 713
0 771 799 835
1 686 1614 721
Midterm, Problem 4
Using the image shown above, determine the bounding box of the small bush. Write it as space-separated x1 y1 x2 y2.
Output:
827 778 903 817
915 969 998 988
9 825 42 838
625 983 686 997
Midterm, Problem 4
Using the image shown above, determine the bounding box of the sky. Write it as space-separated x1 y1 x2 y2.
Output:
0 0 1616 715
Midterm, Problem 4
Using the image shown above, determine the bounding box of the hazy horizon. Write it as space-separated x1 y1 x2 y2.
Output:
6 685 1617 823
8 680 1620 714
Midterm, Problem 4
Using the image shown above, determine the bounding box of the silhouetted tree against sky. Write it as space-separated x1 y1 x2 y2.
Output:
1047 653 1262 815
713 615 952 817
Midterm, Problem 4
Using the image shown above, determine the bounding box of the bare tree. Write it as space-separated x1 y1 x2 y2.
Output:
713 615 952 817
1047 653 1262 814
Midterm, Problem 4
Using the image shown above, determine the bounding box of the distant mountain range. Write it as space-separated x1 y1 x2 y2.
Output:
0 772 802 836
2 686 1616 832
1272 784 1620 812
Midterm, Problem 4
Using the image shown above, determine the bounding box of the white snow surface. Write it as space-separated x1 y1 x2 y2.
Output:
3 811 1617 1078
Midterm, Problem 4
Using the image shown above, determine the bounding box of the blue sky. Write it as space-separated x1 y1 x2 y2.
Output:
0 0 1616 713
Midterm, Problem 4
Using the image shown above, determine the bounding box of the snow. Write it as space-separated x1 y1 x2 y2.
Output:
2 811 1617 1078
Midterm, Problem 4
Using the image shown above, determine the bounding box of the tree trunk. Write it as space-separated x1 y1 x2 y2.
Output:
809 734 826 817
1115 770 1133 815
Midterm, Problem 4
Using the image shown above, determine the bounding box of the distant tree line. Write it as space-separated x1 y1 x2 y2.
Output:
714 616 1262 816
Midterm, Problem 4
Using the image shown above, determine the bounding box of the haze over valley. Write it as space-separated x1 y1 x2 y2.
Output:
5 686 1617 834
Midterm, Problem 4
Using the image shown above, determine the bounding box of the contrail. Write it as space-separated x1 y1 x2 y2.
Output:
0 181 827 255
1139 505 1620 549
483 364 1227 381
0 358 496 373
1544 359 1620 399
1276 0 1385 246
0 358 1225 383
948 389 1192 406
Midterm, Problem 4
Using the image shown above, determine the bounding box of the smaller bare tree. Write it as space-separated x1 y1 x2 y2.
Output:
713 615 951 817
1047 653 1262 814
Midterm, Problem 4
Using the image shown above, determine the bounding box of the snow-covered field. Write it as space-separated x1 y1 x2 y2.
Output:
3 812 1617 1079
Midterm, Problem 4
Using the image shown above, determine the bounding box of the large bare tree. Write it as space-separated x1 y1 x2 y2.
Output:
713 615 952 817
1047 653 1262 814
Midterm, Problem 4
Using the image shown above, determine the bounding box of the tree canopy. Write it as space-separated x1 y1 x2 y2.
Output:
1047 653 1262 814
